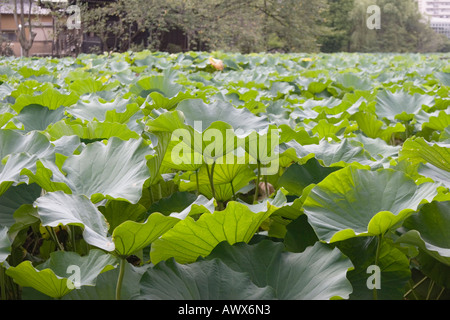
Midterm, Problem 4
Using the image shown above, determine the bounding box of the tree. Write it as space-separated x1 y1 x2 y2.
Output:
13 0 36 57
348 0 448 53
319 0 354 52
80 0 169 52
249 0 330 52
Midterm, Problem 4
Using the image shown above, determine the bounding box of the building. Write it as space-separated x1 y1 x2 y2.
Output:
417 0 450 38
0 0 97 57
0 0 54 56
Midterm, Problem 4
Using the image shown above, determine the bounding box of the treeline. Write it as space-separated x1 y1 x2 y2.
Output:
76 0 450 53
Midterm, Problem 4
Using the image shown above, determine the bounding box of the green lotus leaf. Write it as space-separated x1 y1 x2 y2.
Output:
303 167 439 243
206 240 353 300
417 162 450 188
0 183 41 228
397 201 450 266
67 96 140 123
150 201 274 264
375 90 434 122
99 200 147 232
14 105 65 132
334 73 372 91
6 249 117 298
138 258 274 300
279 139 378 169
112 212 179 258
337 236 411 300
435 71 450 86
0 153 37 196
0 130 54 161
131 71 194 110
34 191 114 251
284 214 319 253
177 99 269 136
161 139 204 171
6 260 73 299
178 161 256 202
68 77 120 96
12 88 79 113
422 110 450 132
0 226 11 263
350 134 400 162
63 261 145 300
46 119 141 141
148 192 215 220
146 131 171 186
399 137 450 173
37 249 118 286
56 137 154 204
278 158 341 196
352 111 405 142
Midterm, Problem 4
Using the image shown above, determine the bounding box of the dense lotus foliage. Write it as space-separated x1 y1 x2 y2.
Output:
0 51 449 300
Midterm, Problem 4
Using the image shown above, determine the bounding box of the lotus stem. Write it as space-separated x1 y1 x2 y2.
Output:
116 258 126 300
253 160 261 203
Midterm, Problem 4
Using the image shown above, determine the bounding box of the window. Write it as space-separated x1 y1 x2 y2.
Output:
0 31 17 42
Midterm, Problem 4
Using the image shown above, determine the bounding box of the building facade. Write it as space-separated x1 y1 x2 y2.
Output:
0 0 54 56
417 0 450 38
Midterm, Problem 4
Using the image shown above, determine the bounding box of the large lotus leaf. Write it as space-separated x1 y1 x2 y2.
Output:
0 130 54 161
130 72 185 99
352 111 405 142
161 139 204 171
112 212 179 258
150 201 274 264
337 236 411 300
68 77 120 96
7 204 40 242
375 90 434 122
138 258 274 300
206 240 353 300
279 139 378 169
302 167 439 243
417 162 450 188
0 225 11 263
146 131 171 186
0 110 14 128
148 192 215 220
311 118 356 141
283 214 319 253
278 158 341 196
99 200 147 232
67 96 140 123
397 201 450 266
335 73 372 91
422 110 450 132
351 134 400 161
177 99 269 136
399 137 450 173
6 260 73 299
178 162 256 202
0 153 37 196
34 191 114 251
63 262 145 300
12 88 79 113
0 183 41 228
6 249 117 298
19 159 73 195
46 119 141 141
37 249 117 286
14 105 65 132
435 72 450 86
56 137 154 204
